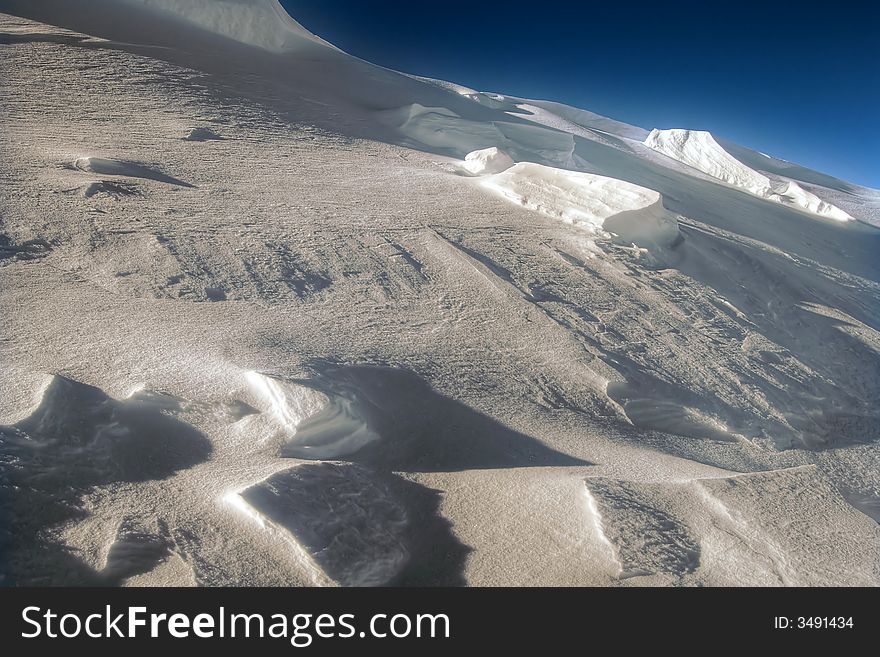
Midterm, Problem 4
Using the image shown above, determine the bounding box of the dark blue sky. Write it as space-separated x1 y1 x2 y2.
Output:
280 1 878 188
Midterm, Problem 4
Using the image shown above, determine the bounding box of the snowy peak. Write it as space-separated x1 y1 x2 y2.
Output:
645 128 772 194
645 128 853 222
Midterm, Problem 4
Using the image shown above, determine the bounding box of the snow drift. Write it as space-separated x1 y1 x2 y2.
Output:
645 129 853 221
482 162 682 249
246 372 379 460
383 103 576 166
1 0 878 589
459 147 515 176
646 129 772 195
121 0 335 53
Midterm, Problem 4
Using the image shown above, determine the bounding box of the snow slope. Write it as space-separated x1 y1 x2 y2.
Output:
0 0 336 53
0 1 879 588
126 0 337 53
511 97 650 141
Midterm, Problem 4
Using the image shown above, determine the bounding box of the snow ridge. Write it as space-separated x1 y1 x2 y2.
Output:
645 129 853 221
123 0 335 53
482 162 681 249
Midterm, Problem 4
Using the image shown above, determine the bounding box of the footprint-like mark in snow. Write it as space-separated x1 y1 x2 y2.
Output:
0 233 51 263
81 180 141 199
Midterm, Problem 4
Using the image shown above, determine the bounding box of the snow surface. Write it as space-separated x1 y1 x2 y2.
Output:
0 1 879 587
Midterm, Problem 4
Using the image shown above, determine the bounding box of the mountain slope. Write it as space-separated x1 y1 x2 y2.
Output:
0 1 878 587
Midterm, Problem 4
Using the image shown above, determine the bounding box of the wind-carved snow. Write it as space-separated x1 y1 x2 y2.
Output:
585 479 701 581
386 104 504 154
772 179 852 221
0 376 212 585
458 147 515 176
695 467 880 586
482 162 682 249
221 487 333 586
239 464 410 587
246 371 380 459
645 129 771 194
1 1 879 588
645 129 853 221
515 98 650 141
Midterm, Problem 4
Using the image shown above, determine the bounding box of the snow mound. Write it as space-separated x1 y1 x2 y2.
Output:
0 376 211 584
645 129 853 221
246 371 379 459
482 163 681 249
459 147 515 176
123 0 335 53
183 127 224 141
773 179 853 222
0 376 210 488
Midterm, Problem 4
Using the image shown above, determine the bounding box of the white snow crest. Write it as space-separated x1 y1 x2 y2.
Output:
646 128 772 194
482 162 681 249
645 128 853 221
